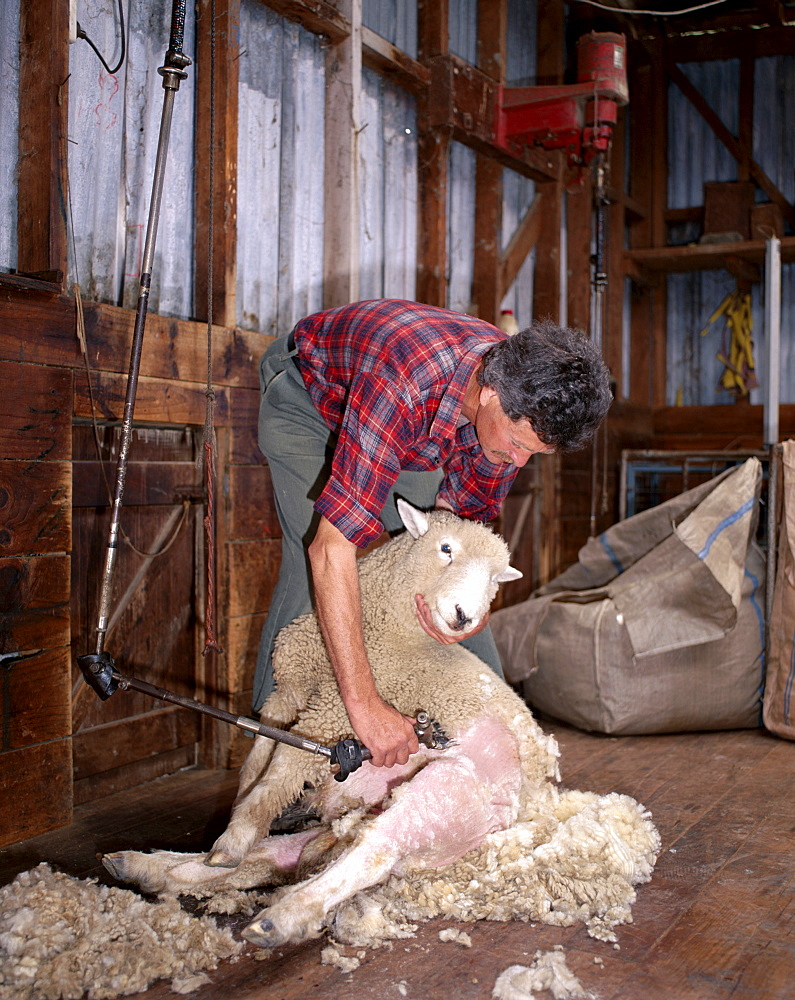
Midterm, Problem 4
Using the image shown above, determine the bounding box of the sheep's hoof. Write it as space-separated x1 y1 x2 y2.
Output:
242 916 280 948
102 853 128 881
204 848 242 869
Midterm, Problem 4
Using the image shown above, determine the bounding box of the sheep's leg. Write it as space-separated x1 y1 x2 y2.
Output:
205 687 312 868
243 715 521 948
104 827 326 895
206 742 328 868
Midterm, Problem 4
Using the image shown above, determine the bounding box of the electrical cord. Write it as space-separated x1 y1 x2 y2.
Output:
572 0 730 15
77 0 126 75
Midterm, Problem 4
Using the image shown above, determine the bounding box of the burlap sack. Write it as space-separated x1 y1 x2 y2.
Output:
492 459 765 735
762 441 795 740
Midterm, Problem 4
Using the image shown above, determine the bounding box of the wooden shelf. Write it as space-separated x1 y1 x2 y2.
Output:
624 235 795 277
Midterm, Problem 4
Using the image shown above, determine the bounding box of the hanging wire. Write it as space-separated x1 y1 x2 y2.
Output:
572 0 730 15
76 0 127 76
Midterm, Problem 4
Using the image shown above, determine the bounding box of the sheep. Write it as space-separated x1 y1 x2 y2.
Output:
104 500 660 951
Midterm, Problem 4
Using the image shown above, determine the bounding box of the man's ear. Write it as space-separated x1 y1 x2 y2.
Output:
479 384 499 406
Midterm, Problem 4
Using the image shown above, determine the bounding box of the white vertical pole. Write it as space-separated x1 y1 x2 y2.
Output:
764 236 781 447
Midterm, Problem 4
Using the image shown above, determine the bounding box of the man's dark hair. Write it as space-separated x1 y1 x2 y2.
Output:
479 319 612 451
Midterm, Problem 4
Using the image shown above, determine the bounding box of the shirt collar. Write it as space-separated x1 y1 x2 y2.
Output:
430 342 495 440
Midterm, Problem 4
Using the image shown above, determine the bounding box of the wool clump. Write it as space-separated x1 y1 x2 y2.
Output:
0 864 241 1000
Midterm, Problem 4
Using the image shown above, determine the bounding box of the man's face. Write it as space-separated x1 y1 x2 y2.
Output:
473 386 555 467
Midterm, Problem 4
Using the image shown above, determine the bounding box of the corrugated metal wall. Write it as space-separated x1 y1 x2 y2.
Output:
359 68 418 302
447 0 538 324
236 2 421 334
0 0 19 271
67 0 196 319
362 0 417 58
666 56 794 406
236 1 325 335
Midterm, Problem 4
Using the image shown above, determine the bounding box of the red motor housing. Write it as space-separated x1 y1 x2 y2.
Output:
495 32 628 167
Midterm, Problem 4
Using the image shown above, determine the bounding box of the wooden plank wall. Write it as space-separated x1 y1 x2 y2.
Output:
0 286 277 842
0 356 73 845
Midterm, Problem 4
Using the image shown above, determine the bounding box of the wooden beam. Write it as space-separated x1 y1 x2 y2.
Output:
323 0 362 308
194 0 240 329
361 25 430 95
566 177 592 335
425 55 557 183
499 192 543 298
17 0 69 281
626 49 668 407
533 0 564 323
416 0 450 306
472 0 508 324
738 54 754 184
477 0 508 82
625 235 795 274
0 293 263 389
262 0 349 42
663 23 795 62
605 107 628 390
667 59 795 228
417 0 447 60
473 155 503 324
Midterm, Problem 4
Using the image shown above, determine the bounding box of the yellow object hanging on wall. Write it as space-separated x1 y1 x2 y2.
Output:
700 289 759 397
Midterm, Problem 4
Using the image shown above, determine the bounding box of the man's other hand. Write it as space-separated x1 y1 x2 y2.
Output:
414 593 490 645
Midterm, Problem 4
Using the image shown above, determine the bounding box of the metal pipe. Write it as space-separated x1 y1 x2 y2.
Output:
764 236 781 448
589 156 608 536
91 5 191 656
766 443 781 661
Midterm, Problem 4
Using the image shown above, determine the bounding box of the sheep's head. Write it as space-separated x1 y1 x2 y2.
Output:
397 499 522 638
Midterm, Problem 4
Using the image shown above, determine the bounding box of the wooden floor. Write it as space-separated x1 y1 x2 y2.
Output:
2 719 793 1000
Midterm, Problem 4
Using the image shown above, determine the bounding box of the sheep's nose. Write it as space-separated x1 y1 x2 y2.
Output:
452 605 472 631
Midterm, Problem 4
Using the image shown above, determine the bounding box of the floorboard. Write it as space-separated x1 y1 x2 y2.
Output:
1 721 792 1000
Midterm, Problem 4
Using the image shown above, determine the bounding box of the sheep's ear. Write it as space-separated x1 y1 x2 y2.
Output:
397 498 430 539
494 566 523 584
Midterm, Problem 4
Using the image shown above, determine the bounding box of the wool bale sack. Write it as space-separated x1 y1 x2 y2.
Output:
763 440 795 740
492 459 765 735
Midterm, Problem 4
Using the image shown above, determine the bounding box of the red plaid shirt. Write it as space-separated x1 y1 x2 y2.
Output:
292 299 518 547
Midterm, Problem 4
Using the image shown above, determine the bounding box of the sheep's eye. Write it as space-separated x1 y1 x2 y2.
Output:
441 543 452 555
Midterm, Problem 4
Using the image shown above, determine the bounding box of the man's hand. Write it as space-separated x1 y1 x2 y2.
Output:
346 696 418 768
414 593 490 645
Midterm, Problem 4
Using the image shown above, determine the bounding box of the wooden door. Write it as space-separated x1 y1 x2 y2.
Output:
71 424 205 804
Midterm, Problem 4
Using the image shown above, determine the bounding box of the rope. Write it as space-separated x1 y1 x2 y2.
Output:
202 0 223 655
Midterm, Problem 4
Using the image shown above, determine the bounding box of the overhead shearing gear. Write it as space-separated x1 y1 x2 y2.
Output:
77 651 451 782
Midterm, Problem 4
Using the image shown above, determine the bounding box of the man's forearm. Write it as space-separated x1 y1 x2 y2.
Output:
307 516 418 767
308 523 378 711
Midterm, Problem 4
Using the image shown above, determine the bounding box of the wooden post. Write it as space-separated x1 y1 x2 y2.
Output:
605 107 628 393
472 0 507 324
17 0 69 280
323 0 362 309
628 50 668 406
532 0 564 324
416 0 449 307
194 0 240 329
532 0 565 582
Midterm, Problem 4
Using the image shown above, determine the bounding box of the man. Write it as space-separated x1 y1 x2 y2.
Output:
254 298 612 769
